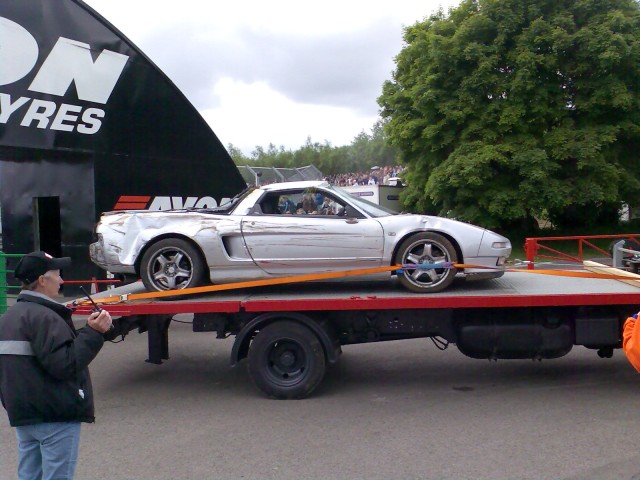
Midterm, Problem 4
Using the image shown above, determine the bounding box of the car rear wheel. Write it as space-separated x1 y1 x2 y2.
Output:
395 232 458 293
140 238 206 291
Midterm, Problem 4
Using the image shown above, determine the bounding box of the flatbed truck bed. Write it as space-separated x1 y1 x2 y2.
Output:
71 273 640 398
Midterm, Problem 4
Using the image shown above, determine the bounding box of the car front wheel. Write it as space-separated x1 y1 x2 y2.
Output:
140 238 206 291
395 232 458 293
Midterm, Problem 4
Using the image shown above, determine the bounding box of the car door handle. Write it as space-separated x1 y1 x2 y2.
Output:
345 218 359 224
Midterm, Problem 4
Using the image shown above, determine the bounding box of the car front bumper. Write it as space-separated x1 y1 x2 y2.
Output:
90 239 136 274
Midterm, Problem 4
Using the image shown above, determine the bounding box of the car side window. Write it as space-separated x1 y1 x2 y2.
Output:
256 193 280 215
294 189 347 216
277 193 298 215
258 189 364 218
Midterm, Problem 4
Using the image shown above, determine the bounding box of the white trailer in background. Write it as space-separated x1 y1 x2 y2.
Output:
343 184 405 211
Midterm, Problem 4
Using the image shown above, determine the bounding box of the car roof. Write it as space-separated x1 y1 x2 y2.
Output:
259 180 329 191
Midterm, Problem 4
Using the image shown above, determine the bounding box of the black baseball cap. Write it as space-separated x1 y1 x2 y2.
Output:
14 251 71 283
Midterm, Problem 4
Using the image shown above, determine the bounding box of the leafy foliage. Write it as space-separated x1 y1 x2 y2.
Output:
378 0 640 230
227 120 400 176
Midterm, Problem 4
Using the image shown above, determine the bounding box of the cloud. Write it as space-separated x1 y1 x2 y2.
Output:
127 16 402 115
202 78 378 153
84 0 461 153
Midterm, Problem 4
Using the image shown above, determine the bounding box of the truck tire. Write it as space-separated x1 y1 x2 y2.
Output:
394 232 458 293
248 321 326 399
140 238 206 292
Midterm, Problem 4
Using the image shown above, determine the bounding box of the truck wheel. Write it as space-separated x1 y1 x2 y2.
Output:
248 321 326 399
394 232 458 293
140 238 206 291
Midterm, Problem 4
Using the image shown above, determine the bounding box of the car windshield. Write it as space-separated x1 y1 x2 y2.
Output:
329 185 398 218
194 186 254 213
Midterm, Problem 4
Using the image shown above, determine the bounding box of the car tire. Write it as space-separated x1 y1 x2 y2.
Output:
248 321 326 399
140 238 206 292
394 232 458 293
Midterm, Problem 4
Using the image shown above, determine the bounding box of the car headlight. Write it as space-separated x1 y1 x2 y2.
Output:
492 241 509 249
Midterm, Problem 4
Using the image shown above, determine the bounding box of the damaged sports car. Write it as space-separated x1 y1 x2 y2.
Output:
90 181 511 293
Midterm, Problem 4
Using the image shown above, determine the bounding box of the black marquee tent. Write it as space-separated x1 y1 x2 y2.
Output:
0 0 246 291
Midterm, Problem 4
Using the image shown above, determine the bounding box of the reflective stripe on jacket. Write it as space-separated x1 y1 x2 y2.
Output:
0 292 105 427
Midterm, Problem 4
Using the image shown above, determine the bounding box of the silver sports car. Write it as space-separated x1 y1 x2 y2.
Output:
90 181 511 293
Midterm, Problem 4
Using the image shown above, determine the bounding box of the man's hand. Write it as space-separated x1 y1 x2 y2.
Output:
87 309 113 334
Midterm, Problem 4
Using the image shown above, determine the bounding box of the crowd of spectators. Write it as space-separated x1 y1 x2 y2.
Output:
247 165 406 188
325 165 406 187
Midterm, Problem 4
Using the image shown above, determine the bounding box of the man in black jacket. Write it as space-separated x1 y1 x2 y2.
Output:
0 251 112 480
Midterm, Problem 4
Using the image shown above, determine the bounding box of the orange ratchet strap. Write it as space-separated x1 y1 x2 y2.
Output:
459 263 639 280
76 262 638 307
78 264 403 305
503 268 636 279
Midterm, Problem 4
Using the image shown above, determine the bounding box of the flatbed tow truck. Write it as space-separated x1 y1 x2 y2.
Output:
70 272 640 399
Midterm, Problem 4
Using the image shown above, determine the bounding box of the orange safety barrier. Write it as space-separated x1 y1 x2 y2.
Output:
524 234 640 270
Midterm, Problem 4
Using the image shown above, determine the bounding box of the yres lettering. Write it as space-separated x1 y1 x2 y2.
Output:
0 17 129 134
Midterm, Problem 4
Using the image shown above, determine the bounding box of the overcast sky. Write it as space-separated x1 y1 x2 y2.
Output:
84 0 460 155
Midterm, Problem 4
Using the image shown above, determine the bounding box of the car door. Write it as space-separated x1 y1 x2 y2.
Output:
240 189 384 275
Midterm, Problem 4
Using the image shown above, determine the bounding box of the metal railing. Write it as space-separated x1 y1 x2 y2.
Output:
0 251 25 314
524 234 640 270
611 240 640 272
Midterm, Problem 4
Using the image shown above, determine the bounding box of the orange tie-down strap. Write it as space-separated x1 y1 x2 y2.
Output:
74 263 637 307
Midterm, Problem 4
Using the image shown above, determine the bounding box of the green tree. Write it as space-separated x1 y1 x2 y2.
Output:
227 143 250 165
250 143 296 167
229 124 402 176
349 119 400 173
378 0 640 230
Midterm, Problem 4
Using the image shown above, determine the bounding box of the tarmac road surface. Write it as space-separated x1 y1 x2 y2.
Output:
2 318 640 480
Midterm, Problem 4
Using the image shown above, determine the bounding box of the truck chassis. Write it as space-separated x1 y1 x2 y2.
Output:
73 273 640 399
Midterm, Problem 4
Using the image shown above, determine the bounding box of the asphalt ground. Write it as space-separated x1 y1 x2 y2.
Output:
2 317 640 480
